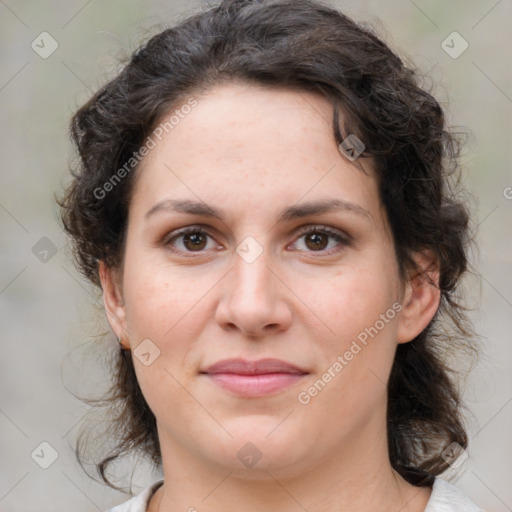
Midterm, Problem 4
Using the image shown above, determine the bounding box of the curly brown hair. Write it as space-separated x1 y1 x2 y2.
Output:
57 0 478 493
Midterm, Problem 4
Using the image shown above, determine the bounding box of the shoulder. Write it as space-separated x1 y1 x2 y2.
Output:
425 477 484 512
104 480 164 512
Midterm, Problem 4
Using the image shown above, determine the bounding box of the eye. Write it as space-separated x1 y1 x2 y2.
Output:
290 225 351 255
162 224 351 257
163 226 219 255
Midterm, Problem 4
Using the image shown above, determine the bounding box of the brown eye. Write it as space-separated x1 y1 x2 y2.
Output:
290 226 351 255
182 231 208 251
304 232 329 251
164 227 218 255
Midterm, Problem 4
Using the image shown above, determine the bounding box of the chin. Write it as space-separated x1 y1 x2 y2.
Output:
202 418 311 473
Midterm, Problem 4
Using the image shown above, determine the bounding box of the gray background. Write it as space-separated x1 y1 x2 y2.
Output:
1 1 511 511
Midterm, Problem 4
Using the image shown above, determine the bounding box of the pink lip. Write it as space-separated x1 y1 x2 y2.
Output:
201 358 308 397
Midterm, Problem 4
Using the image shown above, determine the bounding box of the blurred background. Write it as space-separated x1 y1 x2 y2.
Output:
0 1 511 510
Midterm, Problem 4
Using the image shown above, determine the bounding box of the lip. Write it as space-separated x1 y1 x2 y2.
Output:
202 358 307 375
201 358 309 397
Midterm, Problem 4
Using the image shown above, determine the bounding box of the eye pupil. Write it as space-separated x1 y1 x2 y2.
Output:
306 232 328 250
184 232 207 250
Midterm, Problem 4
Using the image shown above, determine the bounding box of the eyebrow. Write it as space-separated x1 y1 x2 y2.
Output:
145 198 371 224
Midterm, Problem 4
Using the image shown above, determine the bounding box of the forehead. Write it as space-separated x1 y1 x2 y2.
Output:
130 82 380 223
176 82 336 158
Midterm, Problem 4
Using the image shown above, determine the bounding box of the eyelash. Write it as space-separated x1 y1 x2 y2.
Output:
162 224 351 257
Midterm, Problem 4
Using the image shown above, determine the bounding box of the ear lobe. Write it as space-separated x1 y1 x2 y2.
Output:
396 251 441 344
98 261 130 349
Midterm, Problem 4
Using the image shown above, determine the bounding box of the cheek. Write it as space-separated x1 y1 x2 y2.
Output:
304 260 401 398
299 282 399 437
122 266 207 416
124 277 172 340
122 259 206 340
316 263 400 339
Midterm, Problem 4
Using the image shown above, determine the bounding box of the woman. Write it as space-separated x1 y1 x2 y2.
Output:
57 0 483 510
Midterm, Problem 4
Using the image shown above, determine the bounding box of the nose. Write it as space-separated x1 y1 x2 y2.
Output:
215 246 293 338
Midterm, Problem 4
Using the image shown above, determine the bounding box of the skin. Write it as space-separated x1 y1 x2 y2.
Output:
100 82 441 512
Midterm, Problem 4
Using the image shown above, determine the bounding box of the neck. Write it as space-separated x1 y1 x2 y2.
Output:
148 422 432 512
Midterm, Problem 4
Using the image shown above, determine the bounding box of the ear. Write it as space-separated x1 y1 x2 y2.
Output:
396 250 441 344
98 260 130 349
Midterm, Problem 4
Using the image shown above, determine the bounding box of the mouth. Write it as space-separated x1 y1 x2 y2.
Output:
200 358 309 398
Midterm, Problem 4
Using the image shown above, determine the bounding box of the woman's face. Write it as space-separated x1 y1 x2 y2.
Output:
102 82 432 478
